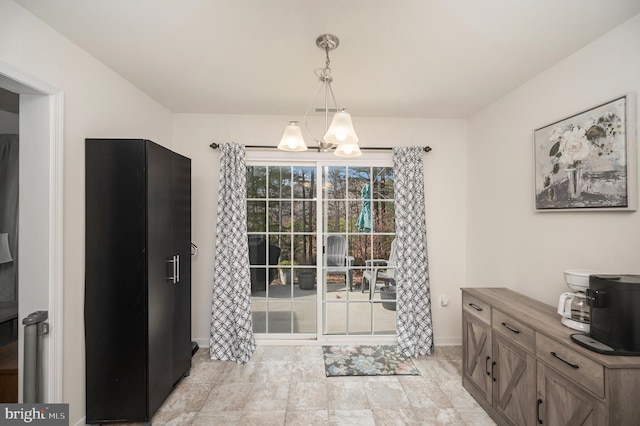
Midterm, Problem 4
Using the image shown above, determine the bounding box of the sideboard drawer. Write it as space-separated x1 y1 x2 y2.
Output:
462 293 491 324
492 309 534 353
536 333 604 399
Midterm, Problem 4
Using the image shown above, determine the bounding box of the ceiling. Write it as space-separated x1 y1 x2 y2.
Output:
14 0 640 118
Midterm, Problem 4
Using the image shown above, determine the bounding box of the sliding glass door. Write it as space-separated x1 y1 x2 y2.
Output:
246 158 397 340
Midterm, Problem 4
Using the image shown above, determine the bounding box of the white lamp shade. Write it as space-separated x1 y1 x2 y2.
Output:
277 122 308 152
323 110 359 145
0 233 12 264
334 142 362 157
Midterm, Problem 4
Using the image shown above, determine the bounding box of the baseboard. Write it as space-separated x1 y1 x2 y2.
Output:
434 336 462 346
197 336 462 348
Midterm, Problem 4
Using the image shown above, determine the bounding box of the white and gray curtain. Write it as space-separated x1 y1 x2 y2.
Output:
393 146 434 357
210 142 256 363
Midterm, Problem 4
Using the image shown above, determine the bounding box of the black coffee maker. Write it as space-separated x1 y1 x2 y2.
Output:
571 274 640 355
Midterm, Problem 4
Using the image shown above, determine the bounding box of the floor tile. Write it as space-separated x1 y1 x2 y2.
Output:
329 409 375 426
157 382 213 413
200 383 252 411
285 409 330 425
288 381 328 410
326 379 370 410
244 382 289 410
365 380 412 409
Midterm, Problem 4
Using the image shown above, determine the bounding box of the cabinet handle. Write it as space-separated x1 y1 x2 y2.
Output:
491 361 496 382
469 303 483 311
176 254 180 283
537 398 543 424
501 322 521 334
485 356 491 376
550 351 579 369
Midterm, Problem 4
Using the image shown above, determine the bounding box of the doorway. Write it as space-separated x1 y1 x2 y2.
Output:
0 62 63 402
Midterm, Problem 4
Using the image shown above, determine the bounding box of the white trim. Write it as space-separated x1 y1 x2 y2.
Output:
0 60 64 403
434 337 462 346
47 91 64 403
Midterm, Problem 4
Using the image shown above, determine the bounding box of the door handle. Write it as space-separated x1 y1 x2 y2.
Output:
469 303 483 312
550 351 579 369
501 322 521 334
491 361 497 382
485 356 491 376
166 256 178 284
176 254 180 283
537 398 543 424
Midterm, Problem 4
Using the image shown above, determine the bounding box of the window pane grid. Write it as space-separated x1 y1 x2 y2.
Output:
248 162 396 337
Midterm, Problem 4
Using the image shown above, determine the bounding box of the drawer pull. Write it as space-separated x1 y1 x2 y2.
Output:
485 356 491 376
491 361 497 382
550 351 579 369
501 322 521 334
537 398 543 424
469 303 483 312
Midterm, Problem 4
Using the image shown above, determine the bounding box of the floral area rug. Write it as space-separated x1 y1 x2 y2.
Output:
322 345 420 377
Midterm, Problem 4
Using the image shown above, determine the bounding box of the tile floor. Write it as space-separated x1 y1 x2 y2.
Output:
115 345 496 426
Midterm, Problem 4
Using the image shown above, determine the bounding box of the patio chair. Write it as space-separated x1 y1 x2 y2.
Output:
325 235 355 291
362 239 397 299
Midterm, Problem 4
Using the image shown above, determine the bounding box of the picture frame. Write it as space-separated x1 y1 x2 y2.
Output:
533 93 637 211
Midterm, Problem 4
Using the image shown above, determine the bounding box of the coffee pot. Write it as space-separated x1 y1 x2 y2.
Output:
556 270 601 333
557 291 590 332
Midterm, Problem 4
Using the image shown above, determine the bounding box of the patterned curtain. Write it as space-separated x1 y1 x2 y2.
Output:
210 142 256 363
393 147 434 357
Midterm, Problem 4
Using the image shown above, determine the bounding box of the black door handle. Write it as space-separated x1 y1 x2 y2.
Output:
469 303 483 311
537 398 543 424
550 351 579 369
485 356 491 376
501 322 521 334
491 361 497 382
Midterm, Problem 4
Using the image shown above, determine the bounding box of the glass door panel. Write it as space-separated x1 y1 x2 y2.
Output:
248 165 317 336
321 165 396 336
248 161 397 338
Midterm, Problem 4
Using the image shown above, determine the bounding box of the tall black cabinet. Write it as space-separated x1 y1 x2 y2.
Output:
85 139 191 424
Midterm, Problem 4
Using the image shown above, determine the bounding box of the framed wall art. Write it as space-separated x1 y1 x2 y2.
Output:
533 93 637 211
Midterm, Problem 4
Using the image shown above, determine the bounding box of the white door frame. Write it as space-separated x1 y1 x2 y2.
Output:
0 60 63 402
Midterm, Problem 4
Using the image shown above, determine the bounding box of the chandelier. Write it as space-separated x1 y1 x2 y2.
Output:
277 34 361 157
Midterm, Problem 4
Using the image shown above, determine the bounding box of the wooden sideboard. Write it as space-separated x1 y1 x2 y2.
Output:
461 287 640 426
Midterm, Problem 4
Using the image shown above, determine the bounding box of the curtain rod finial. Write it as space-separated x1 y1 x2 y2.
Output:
424 146 432 153
210 142 219 149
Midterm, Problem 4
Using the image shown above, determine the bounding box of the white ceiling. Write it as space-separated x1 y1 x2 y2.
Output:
14 0 640 118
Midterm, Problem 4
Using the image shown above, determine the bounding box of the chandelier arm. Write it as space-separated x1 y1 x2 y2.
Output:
300 82 327 143
326 80 340 112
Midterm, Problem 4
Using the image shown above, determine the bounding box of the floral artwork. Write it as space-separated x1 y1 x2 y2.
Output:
322 345 419 376
534 95 635 210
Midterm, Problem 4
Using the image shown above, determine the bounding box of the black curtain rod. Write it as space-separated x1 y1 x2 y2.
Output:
209 143 432 153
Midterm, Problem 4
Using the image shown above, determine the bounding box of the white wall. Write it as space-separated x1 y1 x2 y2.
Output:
172 113 468 346
467 13 640 306
0 1 173 424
